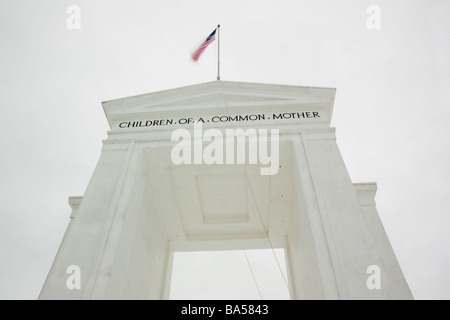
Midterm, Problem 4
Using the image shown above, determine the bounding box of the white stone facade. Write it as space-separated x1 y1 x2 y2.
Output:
39 81 413 299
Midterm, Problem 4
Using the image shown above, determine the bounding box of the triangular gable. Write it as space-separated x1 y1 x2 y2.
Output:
102 81 336 128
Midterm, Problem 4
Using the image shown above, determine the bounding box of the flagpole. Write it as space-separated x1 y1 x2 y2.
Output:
217 24 220 80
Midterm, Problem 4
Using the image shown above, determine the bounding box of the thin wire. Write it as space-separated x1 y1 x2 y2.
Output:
244 250 264 300
235 139 290 289
245 169 289 288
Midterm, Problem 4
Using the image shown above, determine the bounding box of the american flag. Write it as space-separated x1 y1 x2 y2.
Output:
191 28 216 61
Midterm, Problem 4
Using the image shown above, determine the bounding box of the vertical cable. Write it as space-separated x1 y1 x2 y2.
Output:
234 137 289 290
244 250 264 300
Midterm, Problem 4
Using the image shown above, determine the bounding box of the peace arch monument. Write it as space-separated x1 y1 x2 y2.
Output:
39 80 413 300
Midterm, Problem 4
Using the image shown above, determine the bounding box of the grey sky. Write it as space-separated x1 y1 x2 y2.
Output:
0 0 449 299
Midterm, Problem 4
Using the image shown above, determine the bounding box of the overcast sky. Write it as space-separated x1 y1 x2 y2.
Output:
0 0 449 300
